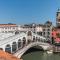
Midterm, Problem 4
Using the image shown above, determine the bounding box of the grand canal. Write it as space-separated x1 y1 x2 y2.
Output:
22 48 60 60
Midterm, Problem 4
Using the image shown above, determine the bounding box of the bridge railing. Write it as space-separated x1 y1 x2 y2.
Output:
22 38 47 49
13 41 50 58
13 38 46 53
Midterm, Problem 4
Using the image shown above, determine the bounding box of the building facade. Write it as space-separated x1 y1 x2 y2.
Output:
56 9 60 27
42 21 52 42
36 24 43 36
0 22 53 42
52 9 60 45
18 21 53 42
0 24 17 33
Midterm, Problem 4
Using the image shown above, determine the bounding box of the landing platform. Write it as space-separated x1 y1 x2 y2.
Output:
53 45 60 53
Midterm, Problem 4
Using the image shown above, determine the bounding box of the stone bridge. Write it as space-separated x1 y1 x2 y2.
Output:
14 42 52 58
0 31 52 58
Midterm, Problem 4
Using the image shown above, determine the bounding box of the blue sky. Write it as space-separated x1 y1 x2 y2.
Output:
0 0 59 25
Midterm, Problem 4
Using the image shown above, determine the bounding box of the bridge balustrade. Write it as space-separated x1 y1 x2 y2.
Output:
2 33 47 54
20 37 46 51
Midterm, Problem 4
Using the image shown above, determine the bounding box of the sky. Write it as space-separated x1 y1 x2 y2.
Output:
0 0 60 25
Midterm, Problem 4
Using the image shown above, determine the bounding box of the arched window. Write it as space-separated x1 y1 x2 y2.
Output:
36 37 38 41
12 42 17 53
52 37 55 44
27 39 31 44
5 44 11 53
33 36 35 42
18 39 21 49
22 37 26 47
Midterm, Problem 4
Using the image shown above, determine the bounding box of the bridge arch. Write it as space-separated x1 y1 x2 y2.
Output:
18 39 22 49
14 42 51 58
12 42 17 53
33 36 36 42
22 45 44 56
21 43 44 57
22 37 26 47
5 44 11 53
27 31 32 43
36 37 38 41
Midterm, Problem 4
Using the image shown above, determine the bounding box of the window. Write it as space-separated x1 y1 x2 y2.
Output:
13 27 15 29
22 37 26 47
5 27 7 29
43 29 45 31
43 32 45 35
47 29 50 31
56 33 60 38
18 39 21 49
47 32 50 35
47 25 50 27
5 44 11 53
12 42 17 53
37 32 42 36
33 36 35 42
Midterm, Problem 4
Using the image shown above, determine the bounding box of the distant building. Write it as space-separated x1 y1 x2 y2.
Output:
56 9 60 27
0 24 17 33
42 21 52 42
18 23 43 35
52 9 60 45
0 21 53 43
36 24 43 36
17 21 53 42
52 28 60 44
18 23 36 32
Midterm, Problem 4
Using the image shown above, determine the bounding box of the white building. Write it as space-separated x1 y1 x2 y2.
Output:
0 24 17 33
36 24 43 36
18 23 43 34
17 22 52 41
42 21 52 41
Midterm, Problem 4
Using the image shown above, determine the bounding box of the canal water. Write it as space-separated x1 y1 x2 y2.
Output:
22 48 60 60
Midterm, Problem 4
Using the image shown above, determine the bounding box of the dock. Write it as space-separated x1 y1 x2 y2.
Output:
53 45 60 53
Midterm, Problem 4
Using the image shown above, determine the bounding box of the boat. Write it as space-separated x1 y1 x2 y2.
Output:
47 50 53 54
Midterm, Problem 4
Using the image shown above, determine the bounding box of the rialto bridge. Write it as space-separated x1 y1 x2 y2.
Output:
0 31 52 58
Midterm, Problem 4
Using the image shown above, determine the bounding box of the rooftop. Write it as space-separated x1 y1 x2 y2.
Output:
0 24 17 27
